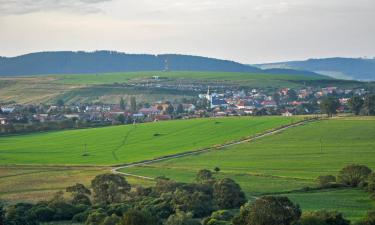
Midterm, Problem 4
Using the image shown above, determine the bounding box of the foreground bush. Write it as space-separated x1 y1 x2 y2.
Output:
337 165 372 187
300 211 350 225
233 196 301 225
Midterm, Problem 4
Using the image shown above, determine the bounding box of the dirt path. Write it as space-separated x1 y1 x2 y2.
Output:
112 118 319 180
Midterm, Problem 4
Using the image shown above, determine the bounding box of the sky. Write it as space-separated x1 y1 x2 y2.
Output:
0 0 374 64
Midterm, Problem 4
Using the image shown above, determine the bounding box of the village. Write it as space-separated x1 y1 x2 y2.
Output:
0 85 369 134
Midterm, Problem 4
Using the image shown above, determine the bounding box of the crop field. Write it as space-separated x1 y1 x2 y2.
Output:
1 71 363 104
120 117 375 220
0 116 296 165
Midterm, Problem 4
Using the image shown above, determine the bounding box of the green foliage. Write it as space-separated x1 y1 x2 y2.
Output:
165 211 201 225
317 175 336 188
171 188 213 217
213 178 246 209
337 164 372 187
233 196 301 225
4 203 38 225
91 174 131 204
120 97 126 110
301 211 350 225
196 169 215 184
130 96 137 113
367 173 375 193
119 209 158 225
102 214 121 225
85 209 107 225
363 95 375 115
0 202 5 225
176 104 184 114
320 97 340 117
348 96 364 115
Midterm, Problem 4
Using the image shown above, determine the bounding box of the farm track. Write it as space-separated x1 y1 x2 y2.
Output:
112 118 319 180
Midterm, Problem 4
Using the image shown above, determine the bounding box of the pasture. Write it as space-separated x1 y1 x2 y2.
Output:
120 117 375 220
0 116 296 165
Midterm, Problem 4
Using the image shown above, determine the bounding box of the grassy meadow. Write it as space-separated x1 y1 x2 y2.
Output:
0 71 362 104
0 116 296 165
120 117 375 220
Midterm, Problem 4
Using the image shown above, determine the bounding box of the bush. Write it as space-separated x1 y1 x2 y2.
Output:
213 178 246 209
301 211 350 225
337 165 372 187
233 196 301 225
317 175 336 188
119 209 159 225
367 173 375 193
32 206 55 222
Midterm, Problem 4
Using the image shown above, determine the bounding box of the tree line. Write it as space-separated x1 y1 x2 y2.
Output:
1 165 375 225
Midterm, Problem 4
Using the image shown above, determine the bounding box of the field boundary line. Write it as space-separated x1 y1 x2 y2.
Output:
112 117 320 180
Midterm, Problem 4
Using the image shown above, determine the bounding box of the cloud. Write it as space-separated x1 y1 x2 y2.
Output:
0 0 112 15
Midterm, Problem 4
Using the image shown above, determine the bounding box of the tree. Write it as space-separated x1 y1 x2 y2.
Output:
337 164 372 187
301 211 350 225
102 214 121 225
176 104 184 114
117 114 126 124
317 175 336 188
120 97 126 110
320 97 340 117
56 99 65 107
348 96 364 115
214 167 220 173
287 89 298 101
233 196 301 225
367 173 375 193
4 203 38 225
273 93 281 105
171 188 213 217
91 173 131 204
213 178 246 209
0 202 4 225
363 94 375 115
130 96 137 113
166 104 175 115
119 209 158 225
165 211 201 225
196 169 215 184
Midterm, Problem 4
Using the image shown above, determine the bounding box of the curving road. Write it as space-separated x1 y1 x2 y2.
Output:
111 118 319 180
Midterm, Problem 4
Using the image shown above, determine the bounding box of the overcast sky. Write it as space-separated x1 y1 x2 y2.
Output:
0 0 374 63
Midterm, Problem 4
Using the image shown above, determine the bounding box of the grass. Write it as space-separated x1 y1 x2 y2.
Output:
1 71 363 104
120 117 375 220
0 116 296 165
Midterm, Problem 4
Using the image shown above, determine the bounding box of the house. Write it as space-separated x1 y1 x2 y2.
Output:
139 108 161 116
154 115 171 121
182 104 196 112
281 111 294 117
0 117 8 125
261 100 277 108
1 107 15 113
211 97 228 109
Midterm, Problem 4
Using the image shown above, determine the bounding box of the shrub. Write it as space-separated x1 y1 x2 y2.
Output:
213 178 246 209
317 175 336 188
119 209 159 225
301 211 350 225
337 165 372 187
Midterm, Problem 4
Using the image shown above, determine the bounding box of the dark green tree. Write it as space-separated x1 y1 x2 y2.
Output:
91 173 131 204
0 202 4 225
363 94 375 115
348 96 364 115
301 211 349 225
117 114 126 124
320 97 340 117
166 104 175 115
119 209 158 225
213 178 246 209
120 97 126 110
4 203 38 225
196 169 215 184
337 164 372 187
214 167 220 173
56 99 65 107
130 96 137 113
317 175 336 188
165 211 201 225
287 89 298 101
176 104 184 114
233 196 301 225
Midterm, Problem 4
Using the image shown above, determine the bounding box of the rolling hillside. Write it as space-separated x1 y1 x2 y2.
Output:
0 51 321 77
257 57 375 81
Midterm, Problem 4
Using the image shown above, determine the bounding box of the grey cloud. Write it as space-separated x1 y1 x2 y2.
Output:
0 0 112 15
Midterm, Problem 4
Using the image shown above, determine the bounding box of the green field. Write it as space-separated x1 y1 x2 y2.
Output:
120 118 375 220
1 71 366 104
0 116 296 165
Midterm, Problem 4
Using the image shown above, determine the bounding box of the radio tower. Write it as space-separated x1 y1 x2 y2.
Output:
164 57 169 72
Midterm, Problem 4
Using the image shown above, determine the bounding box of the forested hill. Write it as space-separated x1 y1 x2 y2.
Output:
257 57 375 81
0 51 321 77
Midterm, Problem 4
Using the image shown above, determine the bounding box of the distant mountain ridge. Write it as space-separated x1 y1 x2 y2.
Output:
0 51 322 77
257 57 375 81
